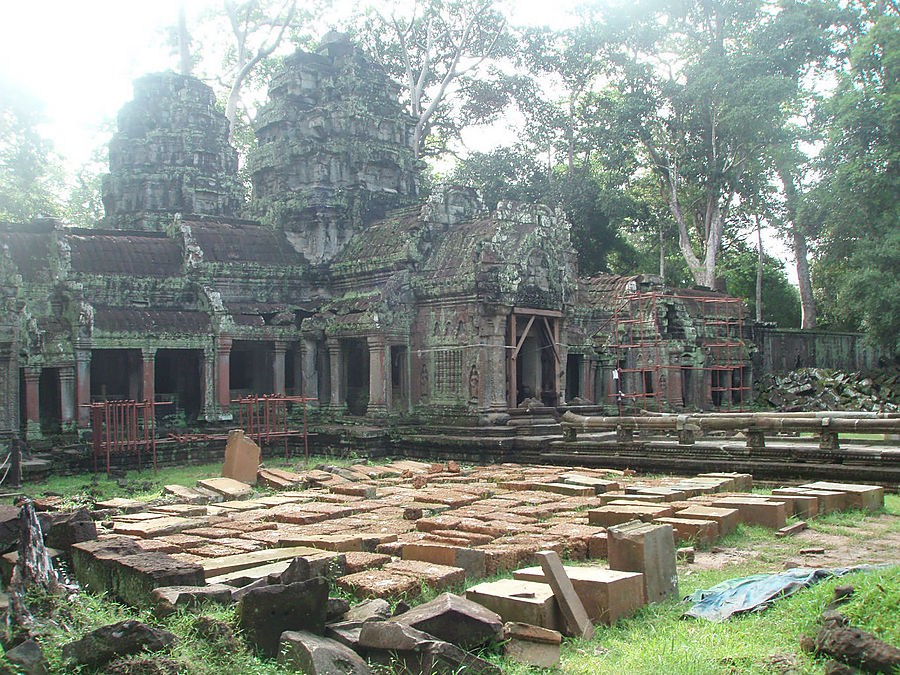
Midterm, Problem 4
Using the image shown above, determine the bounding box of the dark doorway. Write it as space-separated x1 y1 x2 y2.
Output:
231 341 273 396
39 367 61 434
344 339 370 415
155 349 202 421
91 349 139 400
391 345 408 412
566 354 582 401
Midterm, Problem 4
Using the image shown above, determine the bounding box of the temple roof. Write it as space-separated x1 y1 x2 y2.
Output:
184 219 306 267
66 230 182 277
93 307 210 334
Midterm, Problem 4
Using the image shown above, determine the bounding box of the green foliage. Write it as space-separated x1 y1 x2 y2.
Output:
812 14 900 352
0 79 65 222
720 241 802 327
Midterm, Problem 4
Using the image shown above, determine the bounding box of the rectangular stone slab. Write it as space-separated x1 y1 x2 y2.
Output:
197 477 253 500
534 550 593 639
673 506 739 536
466 579 561 631
771 488 846 515
221 429 260 484
607 521 677 604
533 483 595 497
712 498 787 529
201 545 327 578
652 517 718 544
799 482 884 511
112 516 207 538
513 565 644 625
588 504 673 527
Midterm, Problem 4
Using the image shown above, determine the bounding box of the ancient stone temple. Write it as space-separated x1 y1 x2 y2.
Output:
250 32 419 263
101 72 243 231
0 34 882 449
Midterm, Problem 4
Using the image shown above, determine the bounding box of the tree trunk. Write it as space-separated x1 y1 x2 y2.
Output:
777 165 817 329
659 220 666 278
793 228 816 329
178 4 192 76
756 215 764 322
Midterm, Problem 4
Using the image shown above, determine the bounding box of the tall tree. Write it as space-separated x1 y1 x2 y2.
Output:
600 0 838 288
813 13 900 351
0 81 64 222
357 0 513 158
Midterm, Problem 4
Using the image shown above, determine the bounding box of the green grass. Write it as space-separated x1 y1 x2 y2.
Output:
16 454 375 508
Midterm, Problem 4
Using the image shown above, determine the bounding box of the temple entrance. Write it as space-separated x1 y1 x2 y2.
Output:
344 339 369 415
230 341 273 396
155 349 202 421
508 309 561 408
38 367 61 434
91 349 140 400
391 345 408 412
566 354 582 401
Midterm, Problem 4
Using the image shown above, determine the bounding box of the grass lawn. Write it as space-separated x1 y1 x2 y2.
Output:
7 466 900 675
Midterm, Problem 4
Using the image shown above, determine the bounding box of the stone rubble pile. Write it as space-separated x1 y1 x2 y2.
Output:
758 368 900 412
0 453 886 673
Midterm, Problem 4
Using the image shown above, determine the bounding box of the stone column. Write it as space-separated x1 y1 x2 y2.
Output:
367 336 387 416
300 337 319 406
272 341 286 395
665 352 683 408
216 338 232 410
481 316 509 412
75 346 91 428
141 348 156 403
59 365 76 432
326 338 343 411
23 366 41 440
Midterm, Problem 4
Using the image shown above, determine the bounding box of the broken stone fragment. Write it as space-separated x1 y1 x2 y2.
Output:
503 622 562 668
389 592 504 649
2 638 49 675
278 630 370 675
150 584 234 617
237 577 329 657
343 598 392 623
814 613 900 674
61 620 177 668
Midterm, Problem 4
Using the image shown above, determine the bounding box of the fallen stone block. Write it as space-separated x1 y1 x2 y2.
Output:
112 516 206 539
221 429 261 484
712 497 787 529
39 508 97 549
588 504 674 527
200 545 332 578
2 638 49 675
513 565 644 625
62 620 177 668
383 560 465 591
336 570 421 599
697 472 752 492
344 598 392 623
608 521 677 604
150 584 234 617
465 579 561 631
237 578 329 657
772 488 846 515
558 473 619 494
163 484 214 504
503 622 562 668
674 506 739 536
196 477 253 500
279 630 370 675
402 542 486 579
533 482 595 497
653 516 719 544
800 482 884 512
768 492 819 519
390 592 503 650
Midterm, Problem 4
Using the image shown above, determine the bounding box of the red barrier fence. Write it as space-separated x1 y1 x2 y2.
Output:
232 394 316 460
85 400 169 477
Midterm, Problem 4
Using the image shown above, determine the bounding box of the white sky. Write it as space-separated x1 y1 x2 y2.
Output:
0 0 795 278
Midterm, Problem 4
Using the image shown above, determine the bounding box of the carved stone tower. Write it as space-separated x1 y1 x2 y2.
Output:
101 72 242 231
249 32 418 264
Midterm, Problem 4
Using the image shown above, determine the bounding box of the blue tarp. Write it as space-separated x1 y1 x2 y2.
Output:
683 565 882 621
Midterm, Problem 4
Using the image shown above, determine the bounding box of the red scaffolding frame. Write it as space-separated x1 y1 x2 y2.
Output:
86 400 170 477
607 292 749 413
232 394 316 460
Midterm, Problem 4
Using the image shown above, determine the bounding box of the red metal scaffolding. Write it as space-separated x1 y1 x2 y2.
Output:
608 292 749 413
86 400 169 477
232 394 316 460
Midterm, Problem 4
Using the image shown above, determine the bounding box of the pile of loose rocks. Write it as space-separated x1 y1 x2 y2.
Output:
757 368 900 412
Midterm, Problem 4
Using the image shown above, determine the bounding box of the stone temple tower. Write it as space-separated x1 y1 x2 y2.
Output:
249 32 419 264
101 72 243 231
